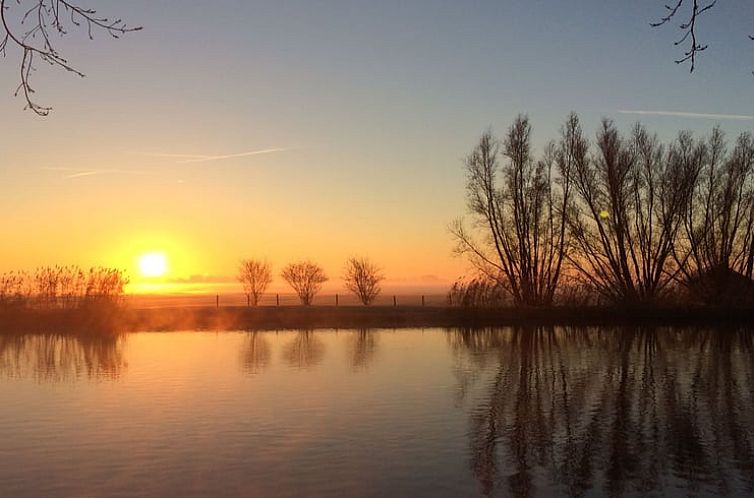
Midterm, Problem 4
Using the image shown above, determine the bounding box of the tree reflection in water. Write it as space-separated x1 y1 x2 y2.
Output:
348 329 377 371
450 327 754 497
282 330 325 369
0 333 126 382
240 331 272 374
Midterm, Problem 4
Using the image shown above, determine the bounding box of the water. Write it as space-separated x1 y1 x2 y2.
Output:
0 327 752 497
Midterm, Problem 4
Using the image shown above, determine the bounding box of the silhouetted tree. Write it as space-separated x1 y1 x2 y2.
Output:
568 120 697 304
0 1 141 114
343 257 383 305
673 128 754 300
281 261 327 305
238 259 272 306
451 114 576 306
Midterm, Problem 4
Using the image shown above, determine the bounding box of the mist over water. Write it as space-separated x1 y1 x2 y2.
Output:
0 327 752 497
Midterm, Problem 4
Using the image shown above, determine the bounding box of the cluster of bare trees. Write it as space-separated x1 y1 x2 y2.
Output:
238 257 384 306
454 114 754 306
0 266 129 308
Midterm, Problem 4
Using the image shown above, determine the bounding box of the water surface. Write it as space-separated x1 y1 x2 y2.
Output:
0 327 752 497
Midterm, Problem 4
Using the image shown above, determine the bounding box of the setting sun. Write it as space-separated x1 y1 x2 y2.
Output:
138 252 168 278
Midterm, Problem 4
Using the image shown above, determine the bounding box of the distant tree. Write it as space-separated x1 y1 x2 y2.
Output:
0 1 141 115
281 261 328 306
451 114 576 306
343 257 383 305
238 259 272 306
650 1 754 74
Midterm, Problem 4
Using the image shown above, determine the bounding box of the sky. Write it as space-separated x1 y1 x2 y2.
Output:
1 0 753 293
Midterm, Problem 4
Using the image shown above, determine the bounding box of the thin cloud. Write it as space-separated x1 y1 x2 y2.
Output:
67 171 102 179
41 167 153 179
617 110 754 121
137 148 286 164
142 152 214 160
176 148 286 164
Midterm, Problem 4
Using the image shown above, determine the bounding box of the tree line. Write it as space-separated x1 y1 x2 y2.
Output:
0 266 129 309
453 114 754 307
238 257 384 306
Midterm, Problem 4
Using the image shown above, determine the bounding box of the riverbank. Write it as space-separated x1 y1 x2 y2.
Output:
1 304 754 334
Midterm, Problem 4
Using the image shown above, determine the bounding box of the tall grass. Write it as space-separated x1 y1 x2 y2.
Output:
0 266 128 310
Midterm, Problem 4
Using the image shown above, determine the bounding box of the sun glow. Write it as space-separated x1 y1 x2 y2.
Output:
138 252 168 278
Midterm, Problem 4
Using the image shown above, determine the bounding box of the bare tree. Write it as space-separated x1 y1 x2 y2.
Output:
650 0 754 74
281 261 328 306
238 259 272 306
343 257 383 305
451 114 576 306
673 128 754 300
568 120 697 304
0 1 141 115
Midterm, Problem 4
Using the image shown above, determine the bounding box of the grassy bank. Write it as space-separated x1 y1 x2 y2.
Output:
2 304 754 334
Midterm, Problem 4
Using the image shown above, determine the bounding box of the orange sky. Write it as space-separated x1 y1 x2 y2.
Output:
0 151 468 294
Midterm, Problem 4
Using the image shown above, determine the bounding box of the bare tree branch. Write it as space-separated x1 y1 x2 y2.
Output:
0 0 141 115
651 0 717 73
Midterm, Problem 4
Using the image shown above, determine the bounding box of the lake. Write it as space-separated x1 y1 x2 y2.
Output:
0 327 752 497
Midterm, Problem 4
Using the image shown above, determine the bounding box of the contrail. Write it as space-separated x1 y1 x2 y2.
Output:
141 152 213 160
66 171 102 179
176 148 286 164
136 148 286 164
617 110 754 121
41 167 153 179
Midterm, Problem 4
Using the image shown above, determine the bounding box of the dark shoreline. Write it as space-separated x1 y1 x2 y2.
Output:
1 305 753 334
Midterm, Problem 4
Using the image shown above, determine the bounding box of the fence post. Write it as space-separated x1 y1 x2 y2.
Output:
335 293 339 306
247 295 250 307
422 295 425 307
393 295 397 307
276 293 280 306
216 294 219 308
